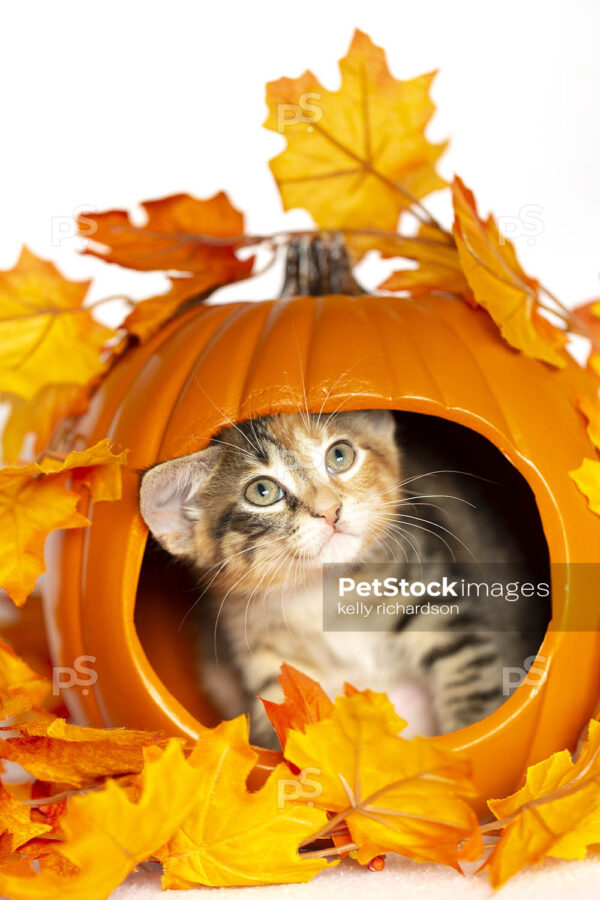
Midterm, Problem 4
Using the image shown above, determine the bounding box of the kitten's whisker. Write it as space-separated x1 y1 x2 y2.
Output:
212 543 289 662
189 377 262 455
369 514 422 564
243 546 291 656
393 512 478 563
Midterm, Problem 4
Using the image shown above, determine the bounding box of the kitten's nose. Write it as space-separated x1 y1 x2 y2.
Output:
313 488 341 527
321 504 341 528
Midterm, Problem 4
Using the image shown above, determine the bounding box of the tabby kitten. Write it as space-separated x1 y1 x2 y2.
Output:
140 409 548 746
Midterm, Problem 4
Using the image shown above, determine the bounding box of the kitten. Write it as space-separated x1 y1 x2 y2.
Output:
140 410 549 747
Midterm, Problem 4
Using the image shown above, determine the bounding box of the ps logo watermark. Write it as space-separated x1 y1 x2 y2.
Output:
502 654 547 696
52 655 97 696
276 92 322 133
51 205 97 247
497 204 544 247
277 767 323 808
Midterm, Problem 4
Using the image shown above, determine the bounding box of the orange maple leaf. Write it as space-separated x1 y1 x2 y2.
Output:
78 192 253 282
0 785 50 854
452 176 567 367
0 439 128 605
264 29 447 231
0 717 167 788
0 248 115 399
122 271 253 342
378 224 473 299
260 664 334 749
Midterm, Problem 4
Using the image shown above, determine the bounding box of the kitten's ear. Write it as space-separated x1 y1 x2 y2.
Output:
139 446 220 558
364 409 397 441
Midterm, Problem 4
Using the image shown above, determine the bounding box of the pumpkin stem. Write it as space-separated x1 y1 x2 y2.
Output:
280 233 364 297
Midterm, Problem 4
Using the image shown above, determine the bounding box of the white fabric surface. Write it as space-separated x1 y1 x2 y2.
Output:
111 854 600 899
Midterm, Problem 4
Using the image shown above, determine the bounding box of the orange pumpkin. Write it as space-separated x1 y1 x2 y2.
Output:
43 255 600 811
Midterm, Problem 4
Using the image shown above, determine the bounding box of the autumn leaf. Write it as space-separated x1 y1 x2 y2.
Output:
0 739 207 900
0 716 167 788
452 177 567 367
78 191 253 286
159 716 332 888
0 440 128 605
0 384 90 464
0 637 50 719
285 689 480 868
576 394 600 451
261 663 334 749
0 248 115 399
571 299 600 379
572 298 600 342
38 438 128 503
264 29 447 232
0 784 50 853
484 719 600 887
378 225 473 299
122 271 253 342
569 457 600 514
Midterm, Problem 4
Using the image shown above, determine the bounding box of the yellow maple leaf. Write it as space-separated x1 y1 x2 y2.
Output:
38 438 128 503
0 739 207 900
569 457 600 514
159 716 333 888
0 384 90 464
0 248 115 399
0 716 166 788
0 440 128 605
284 689 480 868
576 394 600 451
264 29 447 231
484 719 600 887
0 637 50 719
452 177 567 367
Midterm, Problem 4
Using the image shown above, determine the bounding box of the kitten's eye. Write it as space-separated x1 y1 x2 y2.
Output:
326 441 356 474
244 478 284 507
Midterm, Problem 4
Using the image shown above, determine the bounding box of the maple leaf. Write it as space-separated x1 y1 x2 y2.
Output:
264 29 447 231
571 300 600 380
378 225 473 299
38 438 128 503
452 177 567 367
484 719 600 887
159 716 332 888
0 784 50 853
0 739 207 900
569 457 600 515
122 270 251 342
576 394 600 451
0 384 90 464
0 440 128 605
0 248 115 399
0 717 166 788
78 192 253 286
0 637 50 719
261 663 334 749
285 689 480 868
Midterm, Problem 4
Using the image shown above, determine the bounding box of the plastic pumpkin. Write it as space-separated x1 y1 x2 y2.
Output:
44 238 600 810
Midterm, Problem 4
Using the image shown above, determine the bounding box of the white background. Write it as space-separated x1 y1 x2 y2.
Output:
1 0 599 315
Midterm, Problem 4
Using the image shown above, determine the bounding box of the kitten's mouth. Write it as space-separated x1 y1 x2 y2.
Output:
318 527 362 563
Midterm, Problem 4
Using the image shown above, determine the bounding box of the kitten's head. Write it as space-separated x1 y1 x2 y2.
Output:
140 410 401 592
